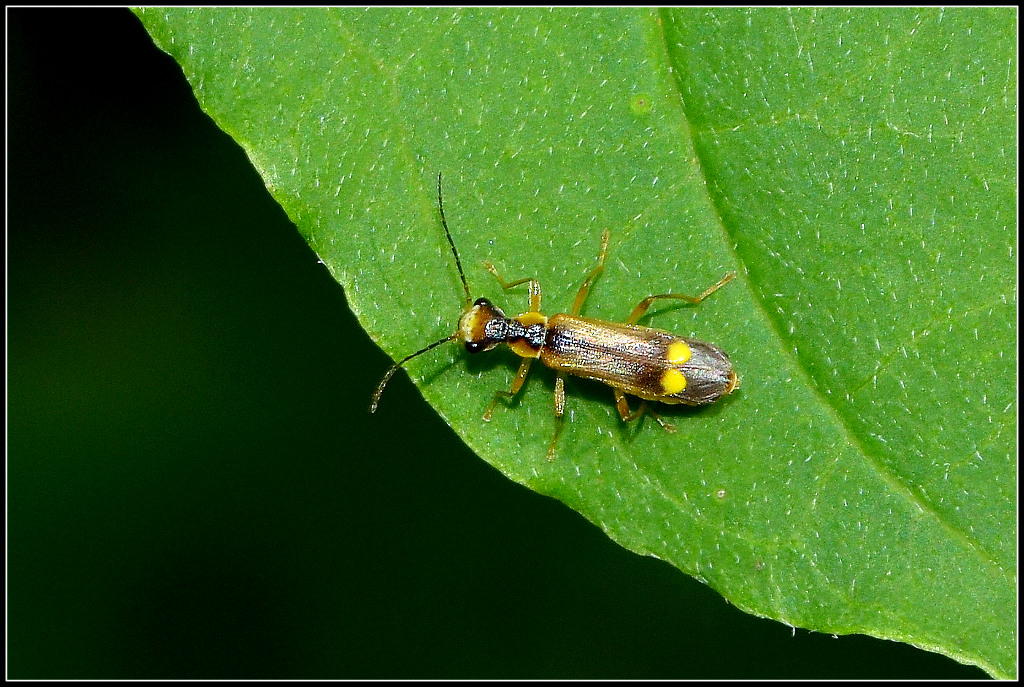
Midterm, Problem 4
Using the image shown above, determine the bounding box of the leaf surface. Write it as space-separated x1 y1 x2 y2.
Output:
134 7 1016 677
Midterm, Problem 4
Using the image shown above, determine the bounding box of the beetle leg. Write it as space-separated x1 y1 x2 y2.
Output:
546 373 566 461
626 272 736 325
571 230 610 315
553 373 566 419
614 388 646 422
646 407 677 433
483 357 533 420
484 261 542 313
614 389 676 433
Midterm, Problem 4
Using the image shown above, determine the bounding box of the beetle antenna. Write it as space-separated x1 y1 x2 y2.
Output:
437 172 472 307
370 173 472 413
369 332 459 413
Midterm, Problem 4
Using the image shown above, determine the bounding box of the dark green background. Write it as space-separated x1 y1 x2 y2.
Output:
8 9 988 679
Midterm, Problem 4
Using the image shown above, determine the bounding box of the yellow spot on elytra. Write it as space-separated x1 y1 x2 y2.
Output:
661 368 687 395
666 341 692 364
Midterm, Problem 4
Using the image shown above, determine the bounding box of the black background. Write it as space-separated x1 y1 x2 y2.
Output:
7 8 988 679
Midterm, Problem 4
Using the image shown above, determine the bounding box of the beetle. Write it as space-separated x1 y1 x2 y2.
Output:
370 173 739 460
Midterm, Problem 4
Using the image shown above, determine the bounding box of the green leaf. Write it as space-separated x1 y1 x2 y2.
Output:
133 7 1016 678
